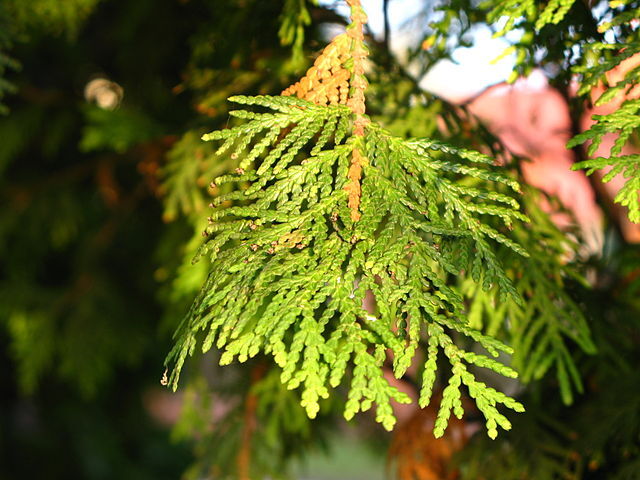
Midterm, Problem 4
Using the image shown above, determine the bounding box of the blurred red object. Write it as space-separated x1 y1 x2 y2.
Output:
465 62 640 245
468 71 604 250
580 53 640 242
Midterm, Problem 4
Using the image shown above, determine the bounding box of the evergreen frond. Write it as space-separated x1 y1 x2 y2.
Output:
484 0 578 34
166 93 528 436
534 0 577 31
162 131 222 221
465 189 595 405
278 0 314 66
573 43 640 97
483 0 536 36
570 99 640 223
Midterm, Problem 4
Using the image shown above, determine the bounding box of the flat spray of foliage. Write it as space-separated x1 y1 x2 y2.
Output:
165 0 528 438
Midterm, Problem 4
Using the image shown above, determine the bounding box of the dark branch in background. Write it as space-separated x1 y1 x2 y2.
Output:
236 362 267 480
310 5 349 27
383 0 391 53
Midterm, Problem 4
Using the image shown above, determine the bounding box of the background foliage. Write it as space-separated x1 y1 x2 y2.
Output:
1 0 639 479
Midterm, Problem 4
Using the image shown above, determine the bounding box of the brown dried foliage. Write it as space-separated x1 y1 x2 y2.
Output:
388 404 469 480
282 33 352 106
282 0 370 222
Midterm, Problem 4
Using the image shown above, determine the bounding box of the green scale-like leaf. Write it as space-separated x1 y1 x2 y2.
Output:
463 189 596 405
166 95 527 435
570 99 640 223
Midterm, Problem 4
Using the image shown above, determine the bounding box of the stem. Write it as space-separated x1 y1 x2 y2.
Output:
345 0 369 222
346 0 369 136
383 0 391 53
236 363 266 480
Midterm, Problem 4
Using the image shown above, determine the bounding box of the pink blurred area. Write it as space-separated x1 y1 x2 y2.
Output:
468 71 602 245
460 62 640 245
580 53 640 242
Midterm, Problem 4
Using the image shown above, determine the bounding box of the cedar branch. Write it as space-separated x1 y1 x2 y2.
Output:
345 0 369 221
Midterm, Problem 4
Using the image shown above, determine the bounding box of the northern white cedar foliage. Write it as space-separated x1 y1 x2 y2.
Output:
152 0 639 476
166 0 529 437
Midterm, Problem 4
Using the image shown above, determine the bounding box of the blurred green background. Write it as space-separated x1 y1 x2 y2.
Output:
2 1 640 479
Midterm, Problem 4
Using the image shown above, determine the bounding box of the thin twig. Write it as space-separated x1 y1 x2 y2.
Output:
383 0 391 53
237 363 267 480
